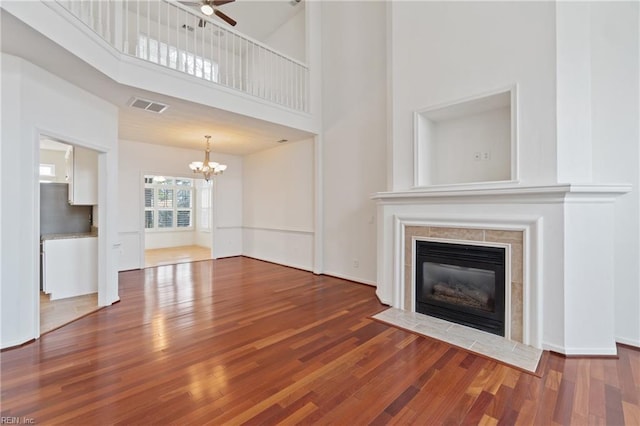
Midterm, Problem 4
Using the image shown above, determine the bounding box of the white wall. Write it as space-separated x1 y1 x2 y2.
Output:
430 107 511 185
145 231 195 250
320 1 387 285
1 54 119 348
390 1 558 190
242 139 314 270
263 6 306 63
589 2 640 347
118 139 242 270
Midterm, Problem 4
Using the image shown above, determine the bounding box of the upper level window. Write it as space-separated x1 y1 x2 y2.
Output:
137 34 219 82
144 175 194 231
40 164 56 177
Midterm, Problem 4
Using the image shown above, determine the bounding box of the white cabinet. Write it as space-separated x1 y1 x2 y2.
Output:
42 237 98 300
67 146 98 205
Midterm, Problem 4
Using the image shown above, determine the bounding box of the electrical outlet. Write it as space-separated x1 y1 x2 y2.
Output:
483 151 491 160
473 152 481 161
353 259 359 268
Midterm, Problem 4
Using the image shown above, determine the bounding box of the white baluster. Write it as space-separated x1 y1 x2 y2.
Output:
95 0 101 37
166 1 170 67
156 0 160 65
146 0 150 60
135 0 139 57
106 0 112 45
123 0 129 54
217 26 221 83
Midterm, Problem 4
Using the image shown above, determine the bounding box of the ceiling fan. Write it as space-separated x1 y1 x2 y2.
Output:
179 0 237 27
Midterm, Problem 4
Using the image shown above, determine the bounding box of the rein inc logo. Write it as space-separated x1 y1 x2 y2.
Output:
0 418 35 424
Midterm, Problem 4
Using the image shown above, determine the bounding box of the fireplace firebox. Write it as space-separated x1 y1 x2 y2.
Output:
415 240 505 336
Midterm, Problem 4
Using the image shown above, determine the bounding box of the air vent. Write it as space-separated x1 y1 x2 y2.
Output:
128 97 169 114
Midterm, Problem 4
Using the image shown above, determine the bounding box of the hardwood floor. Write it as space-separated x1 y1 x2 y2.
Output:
2 257 639 424
40 291 100 334
144 244 211 268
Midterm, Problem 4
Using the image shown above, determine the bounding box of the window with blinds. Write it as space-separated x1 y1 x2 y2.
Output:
144 175 193 231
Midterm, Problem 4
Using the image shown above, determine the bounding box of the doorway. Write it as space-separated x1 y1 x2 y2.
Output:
142 174 213 267
38 137 101 333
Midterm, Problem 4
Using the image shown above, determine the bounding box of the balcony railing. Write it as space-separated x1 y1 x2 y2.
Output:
53 0 309 112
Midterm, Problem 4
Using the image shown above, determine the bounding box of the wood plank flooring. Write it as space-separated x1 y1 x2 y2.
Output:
40 291 99 334
2 257 639 424
144 244 211 268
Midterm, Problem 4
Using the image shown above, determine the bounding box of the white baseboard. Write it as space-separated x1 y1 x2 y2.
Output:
241 254 312 272
543 342 618 356
616 336 640 348
322 270 377 287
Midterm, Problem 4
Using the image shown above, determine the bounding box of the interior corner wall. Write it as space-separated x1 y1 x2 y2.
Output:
1 54 119 349
389 1 558 190
242 139 314 270
117 139 243 270
262 5 306 63
589 1 640 347
321 1 387 285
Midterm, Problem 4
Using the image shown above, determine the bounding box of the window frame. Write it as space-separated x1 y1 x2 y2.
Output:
144 175 194 232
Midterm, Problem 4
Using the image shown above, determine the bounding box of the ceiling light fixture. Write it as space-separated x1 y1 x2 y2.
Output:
200 3 214 15
189 135 227 181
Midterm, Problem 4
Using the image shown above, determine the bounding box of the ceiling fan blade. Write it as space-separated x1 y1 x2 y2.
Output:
214 9 237 26
212 0 235 6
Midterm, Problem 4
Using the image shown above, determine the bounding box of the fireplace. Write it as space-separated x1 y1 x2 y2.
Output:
415 240 506 336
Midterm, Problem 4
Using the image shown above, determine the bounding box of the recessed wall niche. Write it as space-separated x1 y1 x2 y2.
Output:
414 88 517 187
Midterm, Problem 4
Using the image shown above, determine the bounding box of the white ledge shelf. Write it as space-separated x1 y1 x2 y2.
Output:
372 183 632 204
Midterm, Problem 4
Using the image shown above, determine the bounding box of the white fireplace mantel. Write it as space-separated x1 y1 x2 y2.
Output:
372 183 632 204
373 182 631 355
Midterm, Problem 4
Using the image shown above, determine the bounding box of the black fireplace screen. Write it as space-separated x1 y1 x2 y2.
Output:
415 241 505 336
422 263 495 312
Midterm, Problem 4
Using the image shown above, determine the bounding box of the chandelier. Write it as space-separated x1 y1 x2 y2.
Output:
188 135 227 181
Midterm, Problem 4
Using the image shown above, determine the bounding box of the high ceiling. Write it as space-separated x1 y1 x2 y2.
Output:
182 0 304 42
0 1 311 156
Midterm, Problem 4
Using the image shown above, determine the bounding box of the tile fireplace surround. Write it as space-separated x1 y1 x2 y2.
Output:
404 226 524 342
373 184 630 356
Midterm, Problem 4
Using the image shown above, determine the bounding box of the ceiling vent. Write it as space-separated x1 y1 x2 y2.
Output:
128 97 169 114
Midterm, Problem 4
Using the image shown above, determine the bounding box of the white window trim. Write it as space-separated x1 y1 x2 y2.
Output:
144 176 194 232
197 181 212 232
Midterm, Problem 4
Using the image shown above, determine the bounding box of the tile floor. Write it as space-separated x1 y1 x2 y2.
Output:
372 307 542 373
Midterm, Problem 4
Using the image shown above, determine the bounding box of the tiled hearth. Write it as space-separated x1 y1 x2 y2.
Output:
404 226 524 342
373 308 542 373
